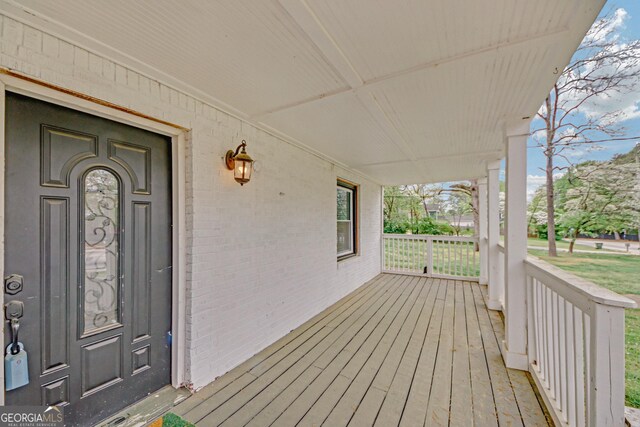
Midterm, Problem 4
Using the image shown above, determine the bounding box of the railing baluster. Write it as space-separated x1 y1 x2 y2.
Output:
392 238 396 271
435 239 439 275
452 240 456 276
453 241 460 276
552 292 560 401
445 239 447 274
565 300 576 427
455 240 458 276
384 236 387 270
394 237 397 270
427 237 433 277
417 238 420 273
439 240 442 275
544 286 551 388
415 238 419 273
434 240 439 275
382 237 386 270
405 238 409 272
575 309 585 427
447 240 451 276
558 295 567 418
385 236 389 271
465 241 469 276
538 284 545 380
584 313 591 424
535 280 542 374
413 237 417 273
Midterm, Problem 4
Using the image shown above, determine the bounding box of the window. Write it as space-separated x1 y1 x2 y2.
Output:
337 179 358 259
83 168 121 335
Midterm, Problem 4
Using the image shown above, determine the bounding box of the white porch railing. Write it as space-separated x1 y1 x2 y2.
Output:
524 256 635 427
497 243 505 309
382 234 479 280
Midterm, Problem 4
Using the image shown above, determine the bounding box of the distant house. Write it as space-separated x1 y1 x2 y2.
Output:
425 203 441 219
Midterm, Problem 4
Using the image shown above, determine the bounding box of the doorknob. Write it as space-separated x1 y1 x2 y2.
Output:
4 300 29 391
4 300 24 321
4 301 24 355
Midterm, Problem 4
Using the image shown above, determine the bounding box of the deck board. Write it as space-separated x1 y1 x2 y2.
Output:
450 281 473 427
173 274 550 426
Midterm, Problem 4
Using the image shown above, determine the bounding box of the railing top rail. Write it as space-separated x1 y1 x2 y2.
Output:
525 255 636 309
383 234 478 242
497 243 505 253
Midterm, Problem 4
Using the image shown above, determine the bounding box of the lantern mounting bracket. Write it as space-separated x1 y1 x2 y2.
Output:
225 140 247 170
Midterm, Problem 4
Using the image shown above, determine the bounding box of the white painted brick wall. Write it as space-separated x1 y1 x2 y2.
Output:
0 15 382 389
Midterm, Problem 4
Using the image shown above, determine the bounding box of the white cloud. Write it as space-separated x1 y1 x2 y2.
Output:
527 175 546 201
527 174 547 186
558 9 640 126
583 8 628 43
526 173 564 201
579 89 640 124
565 144 605 159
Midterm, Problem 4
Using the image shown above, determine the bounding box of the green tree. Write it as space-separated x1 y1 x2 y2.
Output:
443 188 473 236
558 162 637 253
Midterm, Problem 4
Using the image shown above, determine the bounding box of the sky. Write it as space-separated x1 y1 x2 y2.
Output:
524 0 640 199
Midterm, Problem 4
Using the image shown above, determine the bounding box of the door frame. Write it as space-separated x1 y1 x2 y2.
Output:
0 70 189 405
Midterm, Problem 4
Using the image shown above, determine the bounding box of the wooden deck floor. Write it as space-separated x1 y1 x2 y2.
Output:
173 274 550 426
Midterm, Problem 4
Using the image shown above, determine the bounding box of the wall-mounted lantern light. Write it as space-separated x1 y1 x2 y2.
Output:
225 140 254 186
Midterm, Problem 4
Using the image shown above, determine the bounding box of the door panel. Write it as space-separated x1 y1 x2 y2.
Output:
4 93 172 426
41 196 70 374
131 202 151 342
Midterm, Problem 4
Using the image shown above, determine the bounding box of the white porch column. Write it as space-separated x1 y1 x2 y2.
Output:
503 122 529 370
486 160 502 310
478 178 488 285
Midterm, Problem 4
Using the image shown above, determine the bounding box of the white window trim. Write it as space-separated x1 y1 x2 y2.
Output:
337 185 355 258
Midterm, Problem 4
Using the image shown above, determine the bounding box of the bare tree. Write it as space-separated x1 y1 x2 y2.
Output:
447 181 479 237
404 184 443 217
532 9 640 256
441 180 479 248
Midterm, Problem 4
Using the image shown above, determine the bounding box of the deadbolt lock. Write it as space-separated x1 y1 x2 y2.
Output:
4 275 23 295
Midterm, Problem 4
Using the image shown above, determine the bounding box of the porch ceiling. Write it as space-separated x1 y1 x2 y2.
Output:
1 0 604 184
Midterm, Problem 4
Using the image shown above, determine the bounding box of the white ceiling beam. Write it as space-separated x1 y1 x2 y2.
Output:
353 90 417 159
352 90 425 181
278 0 363 89
251 26 570 120
278 0 426 181
353 149 504 168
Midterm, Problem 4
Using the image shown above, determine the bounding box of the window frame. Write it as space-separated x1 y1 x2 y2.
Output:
337 178 359 260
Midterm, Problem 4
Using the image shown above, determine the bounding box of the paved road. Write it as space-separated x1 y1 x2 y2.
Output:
575 238 640 254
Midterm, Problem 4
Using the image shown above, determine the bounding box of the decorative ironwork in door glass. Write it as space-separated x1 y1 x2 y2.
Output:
83 169 120 335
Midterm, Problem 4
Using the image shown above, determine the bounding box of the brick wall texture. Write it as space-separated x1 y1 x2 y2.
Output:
0 15 382 389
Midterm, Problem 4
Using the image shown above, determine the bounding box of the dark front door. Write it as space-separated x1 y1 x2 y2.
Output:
4 93 173 426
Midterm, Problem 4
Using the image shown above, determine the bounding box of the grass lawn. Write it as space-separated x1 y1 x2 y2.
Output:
530 249 640 408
